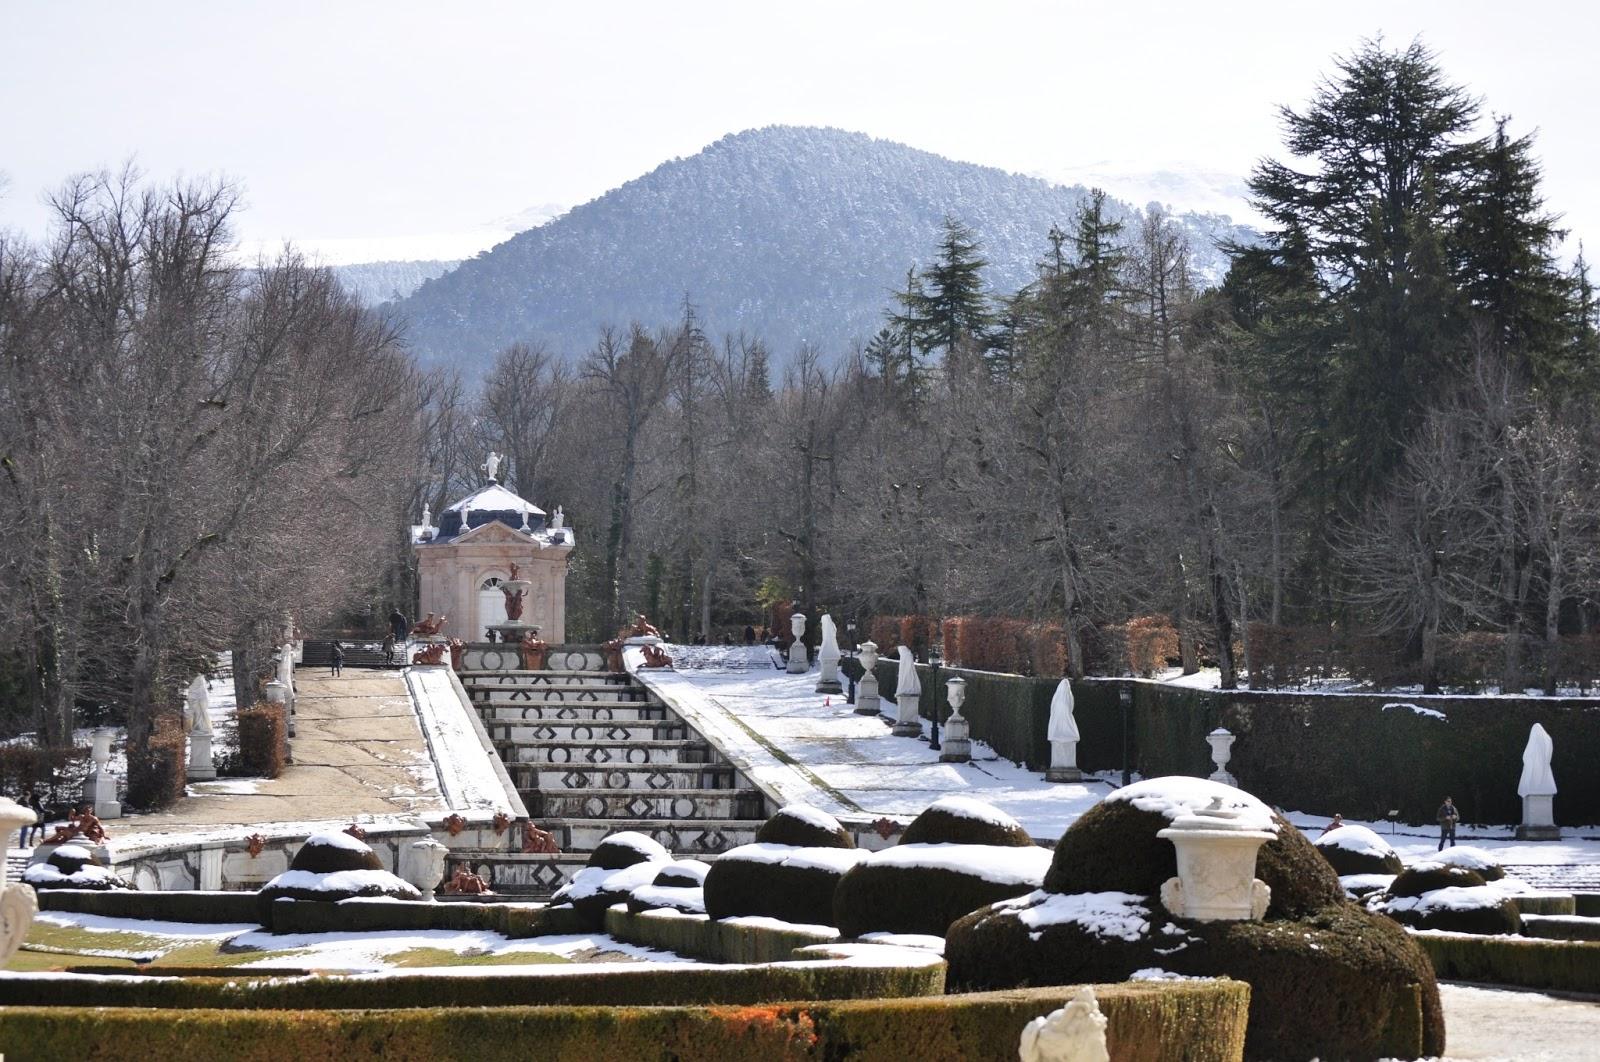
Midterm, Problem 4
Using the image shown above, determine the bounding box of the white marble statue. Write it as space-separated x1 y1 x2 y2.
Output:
421 502 432 529
1019 986 1110 1062
483 451 502 482
1046 678 1080 781
1518 723 1557 797
891 644 922 737
816 613 843 694
185 675 212 735
551 505 565 530
895 645 922 698
1517 722 1560 839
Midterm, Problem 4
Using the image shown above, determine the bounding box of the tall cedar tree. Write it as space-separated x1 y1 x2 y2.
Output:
891 217 995 375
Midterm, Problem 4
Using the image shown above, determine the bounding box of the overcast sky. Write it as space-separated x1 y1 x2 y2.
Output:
3 1 1596 265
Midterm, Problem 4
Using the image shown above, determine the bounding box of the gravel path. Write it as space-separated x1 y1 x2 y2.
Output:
1439 982 1600 1060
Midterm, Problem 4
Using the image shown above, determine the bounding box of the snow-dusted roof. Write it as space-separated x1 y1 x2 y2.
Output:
446 483 545 516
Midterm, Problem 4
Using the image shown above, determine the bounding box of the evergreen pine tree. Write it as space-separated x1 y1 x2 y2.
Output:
890 216 995 372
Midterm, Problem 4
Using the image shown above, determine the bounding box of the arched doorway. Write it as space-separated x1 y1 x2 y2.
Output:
478 575 508 638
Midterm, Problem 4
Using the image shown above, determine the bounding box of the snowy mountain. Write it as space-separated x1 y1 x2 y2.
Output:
334 259 459 306
390 126 1258 372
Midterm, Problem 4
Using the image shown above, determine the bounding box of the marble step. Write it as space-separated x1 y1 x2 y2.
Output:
477 702 668 724
485 719 688 744
524 788 768 823
492 738 717 766
554 818 764 856
469 688 653 707
508 762 745 792
462 670 632 686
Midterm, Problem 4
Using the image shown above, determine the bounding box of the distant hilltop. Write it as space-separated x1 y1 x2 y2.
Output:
376 126 1258 374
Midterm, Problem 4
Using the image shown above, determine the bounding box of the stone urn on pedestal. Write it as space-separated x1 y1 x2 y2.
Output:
815 614 843 695
82 727 122 819
938 675 971 763
853 641 882 716
0 797 39 965
786 611 809 674
1156 796 1273 922
1206 728 1237 787
400 837 451 897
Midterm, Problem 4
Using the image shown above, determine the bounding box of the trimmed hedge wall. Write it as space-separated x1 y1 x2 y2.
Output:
0 959 944 1012
1520 915 1600 942
39 889 257 924
871 661 1600 825
265 898 548 936
236 704 287 778
0 980 1250 1062
605 908 841 964
1414 931 1600 992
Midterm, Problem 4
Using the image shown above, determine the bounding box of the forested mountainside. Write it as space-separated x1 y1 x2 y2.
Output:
391 126 1256 372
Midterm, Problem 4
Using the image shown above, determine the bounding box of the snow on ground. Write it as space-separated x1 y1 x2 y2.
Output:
639 666 1109 841
1438 982 1600 1061
645 665 1600 865
404 665 519 813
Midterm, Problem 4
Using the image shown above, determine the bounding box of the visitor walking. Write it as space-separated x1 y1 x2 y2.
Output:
331 641 345 677
1437 796 1459 850
388 608 408 644
381 632 396 665
743 624 756 645
24 788 45 846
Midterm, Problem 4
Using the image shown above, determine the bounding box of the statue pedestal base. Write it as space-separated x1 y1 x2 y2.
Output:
854 675 882 715
82 772 121 820
1045 766 1083 783
786 642 808 674
1517 795 1560 839
891 693 923 737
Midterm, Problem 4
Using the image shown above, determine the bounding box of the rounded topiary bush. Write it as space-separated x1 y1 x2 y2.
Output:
1432 846 1506 881
898 795 1034 846
1375 862 1520 935
703 807 861 927
754 805 855 849
626 859 710 915
1386 862 1486 897
832 797 1049 938
587 831 671 870
550 830 675 929
1043 777 1344 919
1313 824 1404 876
23 844 131 891
944 777 1444 1061
257 832 420 922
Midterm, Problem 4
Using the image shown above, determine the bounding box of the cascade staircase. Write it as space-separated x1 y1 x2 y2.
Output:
458 657 772 897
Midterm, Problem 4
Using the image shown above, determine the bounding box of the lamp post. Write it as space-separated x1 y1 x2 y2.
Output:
928 640 943 751
1119 684 1133 786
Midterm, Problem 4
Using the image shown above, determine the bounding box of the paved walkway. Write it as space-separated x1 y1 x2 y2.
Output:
114 670 444 839
1440 982 1600 1060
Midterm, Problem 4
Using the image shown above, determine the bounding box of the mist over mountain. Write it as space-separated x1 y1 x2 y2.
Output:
390 126 1258 373
334 259 458 306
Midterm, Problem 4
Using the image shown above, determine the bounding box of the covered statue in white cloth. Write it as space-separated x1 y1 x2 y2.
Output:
895 644 921 697
1046 678 1082 781
1516 722 1560 840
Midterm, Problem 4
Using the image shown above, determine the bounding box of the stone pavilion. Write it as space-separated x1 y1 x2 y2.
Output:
412 457 573 641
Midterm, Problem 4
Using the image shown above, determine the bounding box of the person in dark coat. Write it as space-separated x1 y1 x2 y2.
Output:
743 624 756 645
388 609 408 643
22 788 46 846
1437 796 1459 850
331 641 345 677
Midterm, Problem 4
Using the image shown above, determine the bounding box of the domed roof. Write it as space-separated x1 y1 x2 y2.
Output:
416 480 567 545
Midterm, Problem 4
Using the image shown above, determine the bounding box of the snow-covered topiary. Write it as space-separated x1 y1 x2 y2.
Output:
1430 845 1506 881
550 830 675 929
626 859 710 915
1313 824 1403 876
703 807 863 927
1371 862 1521 935
23 844 131 892
256 832 421 921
